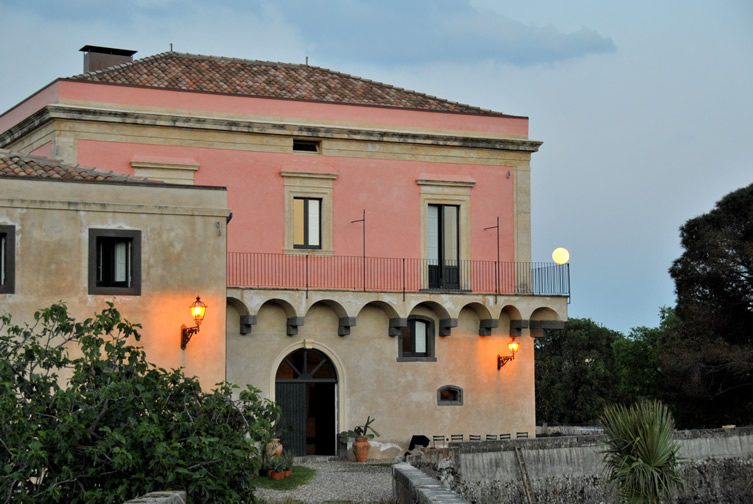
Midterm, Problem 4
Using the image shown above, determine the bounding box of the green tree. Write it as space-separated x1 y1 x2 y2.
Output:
600 401 683 503
535 318 621 424
612 308 674 404
665 182 753 426
0 303 279 504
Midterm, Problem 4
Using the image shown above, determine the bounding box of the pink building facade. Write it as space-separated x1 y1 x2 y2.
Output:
1 47 568 458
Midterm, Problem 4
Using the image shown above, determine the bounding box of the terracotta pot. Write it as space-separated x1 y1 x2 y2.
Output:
284 468 292 477
265 438 283 459
269 470 285 481
352 437 370 463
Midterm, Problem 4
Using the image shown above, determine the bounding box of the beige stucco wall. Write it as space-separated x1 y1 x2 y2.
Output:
227 287 567 458
0 178 229 387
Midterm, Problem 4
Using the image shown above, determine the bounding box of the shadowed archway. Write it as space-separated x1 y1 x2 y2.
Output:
275 348 338 456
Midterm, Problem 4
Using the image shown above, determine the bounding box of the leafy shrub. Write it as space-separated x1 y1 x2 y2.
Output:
0 303 279 503
600 400 683 503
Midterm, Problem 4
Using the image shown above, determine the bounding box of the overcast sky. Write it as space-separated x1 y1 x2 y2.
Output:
1 0 751 333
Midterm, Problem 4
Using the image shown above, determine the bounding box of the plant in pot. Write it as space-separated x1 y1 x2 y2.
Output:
281 451 294 478
267 455 287 480
339 416 379 463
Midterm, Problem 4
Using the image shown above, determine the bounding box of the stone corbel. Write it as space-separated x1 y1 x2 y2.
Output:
287 317 304 336
510 320 529 337
388 318 407 337
338 317 357 337
239 315 256 335
529 320 565 338
478 319 499 336
439 318 458 337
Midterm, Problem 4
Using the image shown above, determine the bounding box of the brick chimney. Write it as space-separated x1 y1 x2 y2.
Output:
80 45 137 73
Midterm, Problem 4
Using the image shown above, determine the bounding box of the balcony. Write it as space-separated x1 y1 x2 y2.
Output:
227 252 570 297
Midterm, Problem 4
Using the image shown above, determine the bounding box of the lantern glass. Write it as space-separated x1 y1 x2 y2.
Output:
190 297 207 325
508 340 519 353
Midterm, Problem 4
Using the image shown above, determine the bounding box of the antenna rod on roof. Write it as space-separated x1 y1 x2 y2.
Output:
170 43 173 52
305 56 309 66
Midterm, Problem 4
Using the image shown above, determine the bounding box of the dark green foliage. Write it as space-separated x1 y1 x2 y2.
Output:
600 401 683 503
536 314 671 425
612 309 674 404
665 182 753 426
0 303 279 503
535 318 621 424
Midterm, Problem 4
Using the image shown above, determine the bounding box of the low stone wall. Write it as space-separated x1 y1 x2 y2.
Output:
393 463 468 503
123 490 186 504
407 427 753 503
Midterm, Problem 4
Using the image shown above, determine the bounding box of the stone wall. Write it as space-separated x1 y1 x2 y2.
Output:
407 427 753 503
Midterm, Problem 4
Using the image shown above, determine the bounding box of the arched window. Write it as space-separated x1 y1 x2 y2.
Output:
437 385 463 406
397 316 436 361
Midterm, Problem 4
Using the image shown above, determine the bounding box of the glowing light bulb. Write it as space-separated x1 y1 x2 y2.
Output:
552 247 570 265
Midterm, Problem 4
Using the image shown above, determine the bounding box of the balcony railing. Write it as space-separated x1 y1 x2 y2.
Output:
228 252 570 297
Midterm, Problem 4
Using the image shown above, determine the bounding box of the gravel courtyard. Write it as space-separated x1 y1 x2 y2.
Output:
255 459 394 504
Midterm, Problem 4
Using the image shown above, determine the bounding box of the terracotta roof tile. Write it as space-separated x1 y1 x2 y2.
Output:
0 149 160 184
67 52 509 116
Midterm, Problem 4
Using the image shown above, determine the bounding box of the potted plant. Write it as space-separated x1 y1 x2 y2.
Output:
267 455 286 480
282 451 294 478
339 416 379 463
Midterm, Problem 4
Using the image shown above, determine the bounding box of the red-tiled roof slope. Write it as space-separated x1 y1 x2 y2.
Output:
0 149 158 183
67 52 510 117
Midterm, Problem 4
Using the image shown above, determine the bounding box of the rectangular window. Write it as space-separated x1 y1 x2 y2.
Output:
88 229 141 295
427 204 460 289
0 225 15 294
293 139 320 153
399 317 436 361
293 198 321 249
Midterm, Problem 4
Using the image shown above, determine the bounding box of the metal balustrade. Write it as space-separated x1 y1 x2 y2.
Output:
227 252 570 297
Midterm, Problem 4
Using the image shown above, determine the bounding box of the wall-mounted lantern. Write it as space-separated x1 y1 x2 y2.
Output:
181 296 207 349
497 338 519 370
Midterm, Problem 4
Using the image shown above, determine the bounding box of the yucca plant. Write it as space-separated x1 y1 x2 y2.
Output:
600 400 683 503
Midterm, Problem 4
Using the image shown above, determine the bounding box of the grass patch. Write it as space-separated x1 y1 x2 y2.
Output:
253 465 316 491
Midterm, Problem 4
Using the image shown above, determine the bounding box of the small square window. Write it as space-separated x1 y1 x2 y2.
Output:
293 197 321 249
437 385 463 406
88 229 141 295
0 225 15 294
293 139 320 153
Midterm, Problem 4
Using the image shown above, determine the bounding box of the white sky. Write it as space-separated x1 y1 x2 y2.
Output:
1 0 751 333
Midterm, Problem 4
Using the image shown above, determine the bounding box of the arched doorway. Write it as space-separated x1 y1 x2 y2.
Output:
275 348 338 456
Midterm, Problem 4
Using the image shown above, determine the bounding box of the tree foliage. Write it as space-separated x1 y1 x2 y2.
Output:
536 314 669 426
535 318 622 424
0 303 279 504
600 401 683 504
665 182 753 426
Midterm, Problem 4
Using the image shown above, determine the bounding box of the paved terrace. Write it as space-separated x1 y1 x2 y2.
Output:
255 459 393 503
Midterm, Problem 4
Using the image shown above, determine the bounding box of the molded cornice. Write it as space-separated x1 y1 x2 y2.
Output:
0 104 543 153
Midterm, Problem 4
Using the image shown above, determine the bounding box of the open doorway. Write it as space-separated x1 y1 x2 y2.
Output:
275 348 337 456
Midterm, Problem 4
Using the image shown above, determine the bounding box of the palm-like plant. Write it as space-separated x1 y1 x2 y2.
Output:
600 400 683 503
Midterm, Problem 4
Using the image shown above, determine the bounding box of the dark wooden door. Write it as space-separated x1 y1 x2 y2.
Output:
275 382 306 456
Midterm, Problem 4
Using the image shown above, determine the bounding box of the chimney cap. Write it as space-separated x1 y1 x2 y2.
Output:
79 45 137 57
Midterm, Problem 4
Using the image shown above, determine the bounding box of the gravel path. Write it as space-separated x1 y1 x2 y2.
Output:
255 459 394 503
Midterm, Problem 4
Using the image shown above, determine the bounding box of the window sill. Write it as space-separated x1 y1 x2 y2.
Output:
396 356 437 362
284 248 333 256
88 287 141 296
